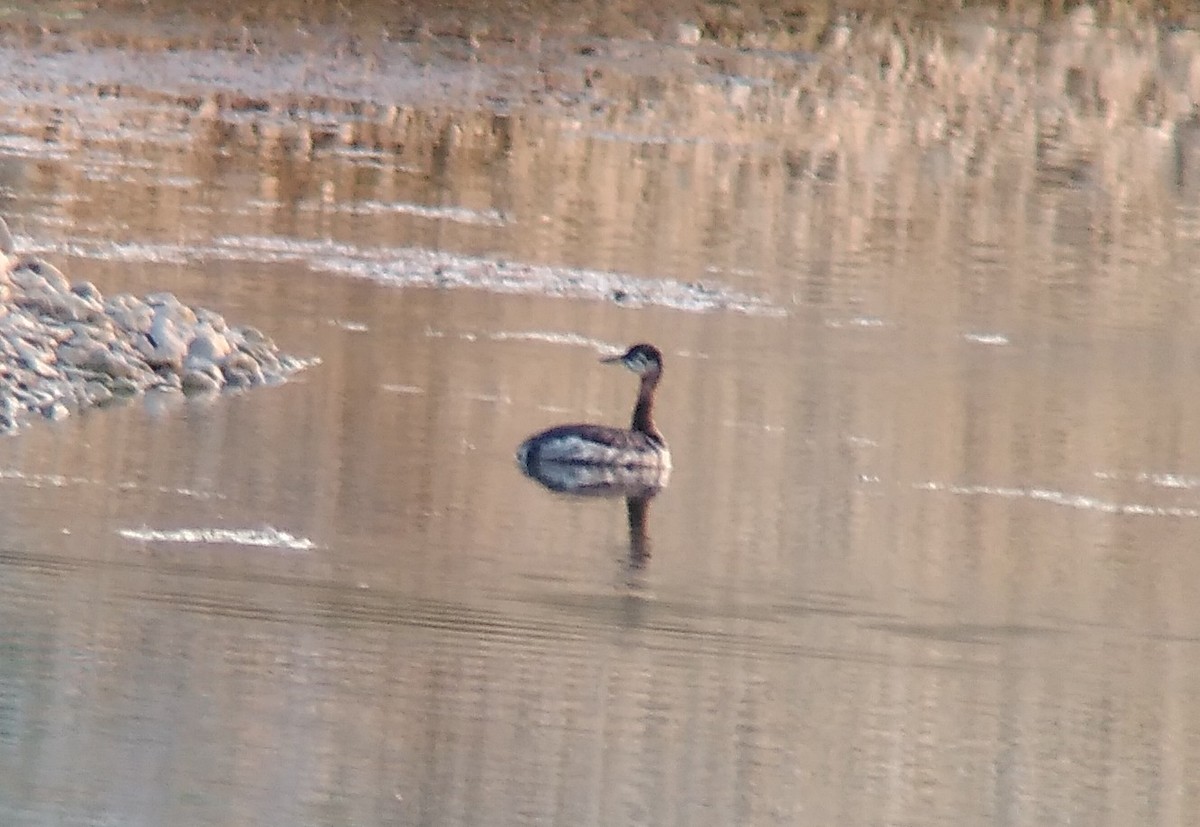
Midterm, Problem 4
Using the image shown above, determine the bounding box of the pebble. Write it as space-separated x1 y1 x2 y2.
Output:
0 219 307 433
182 366 222 392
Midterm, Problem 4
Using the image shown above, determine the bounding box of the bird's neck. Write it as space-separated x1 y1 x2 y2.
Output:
631 372 664 444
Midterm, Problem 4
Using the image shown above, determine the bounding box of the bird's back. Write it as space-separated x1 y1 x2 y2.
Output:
517 423 670 469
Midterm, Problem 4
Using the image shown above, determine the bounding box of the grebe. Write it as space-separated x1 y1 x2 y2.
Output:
516 343 670 470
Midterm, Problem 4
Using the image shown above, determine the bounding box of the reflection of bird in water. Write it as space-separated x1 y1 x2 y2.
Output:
516 343 670 470
518 458 665 569
623 494 654 569
517 460 669 499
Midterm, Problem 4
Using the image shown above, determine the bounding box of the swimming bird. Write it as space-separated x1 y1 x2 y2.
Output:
516 343 670 470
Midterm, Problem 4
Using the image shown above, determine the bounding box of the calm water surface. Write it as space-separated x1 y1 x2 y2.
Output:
3 6 1200 826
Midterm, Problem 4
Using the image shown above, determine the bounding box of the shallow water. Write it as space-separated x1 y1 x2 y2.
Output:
4 5 1200 826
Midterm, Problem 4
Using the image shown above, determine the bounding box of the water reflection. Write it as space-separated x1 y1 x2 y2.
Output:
517 456 668 569
7 4 1200 826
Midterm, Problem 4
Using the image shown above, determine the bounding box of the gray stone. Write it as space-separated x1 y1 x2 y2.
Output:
42 401 69 421
106 294 153 334
9 258 70 293
110 376 141 396
71 281 102 302
152 370 183 391
14 340 57 378
182 367 222 393
0 217 306 432
137 315 188 371
83 380 114 406
222 364 265 387
187 324 232 363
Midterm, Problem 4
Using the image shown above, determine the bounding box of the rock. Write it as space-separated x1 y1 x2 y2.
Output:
14 339 57 378
237 325 275 352
182 366 222 392
15 285 98 323
68 318 115 343
58 338 102 367
106 294 153 334
136 307 189 371
0 217 306 432
194 307 228 332
42 401 69 421
71 281 102 303
224 349 255 370
152 370 183 391
9 258 70 293
0 219 13 261
83 380 114 407
221 362 263 387
110 376 141 396
84 346 139 380
187 324 231 363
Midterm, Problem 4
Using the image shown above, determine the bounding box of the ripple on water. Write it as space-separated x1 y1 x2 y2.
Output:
1094 470 1200 491
381 384 424 395
117 526 316 550
918 481 1200 519
1135 472 1200 490
824 316 888 329
302 199 509 227
0 467 223 500
963 332 1010 345
38 236 783 316
487 330 619 352
328 319 369 332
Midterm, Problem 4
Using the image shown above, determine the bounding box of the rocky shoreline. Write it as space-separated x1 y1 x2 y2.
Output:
0 220 306 433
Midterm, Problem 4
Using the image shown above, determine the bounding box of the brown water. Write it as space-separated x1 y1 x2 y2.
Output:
3 5 1200 826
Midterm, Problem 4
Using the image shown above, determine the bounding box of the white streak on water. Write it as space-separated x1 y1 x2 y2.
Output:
287 356 323 372
825 316 887 329
0 468 72 487
963 332 1010 345
918 481 1200 518
0 135 69 160
1137 472 1200 490
704 265 756 278
329 319 369 332
462 391 511 405
488 330 617 352
40 237 785 317
0 468 222 500
1094 471 1200 490
721 419 785 433
118 526 315 550
302 199 509 226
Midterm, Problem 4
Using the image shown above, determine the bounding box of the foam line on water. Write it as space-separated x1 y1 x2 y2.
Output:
118 526 316 550
918 481 1200 518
